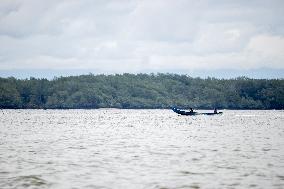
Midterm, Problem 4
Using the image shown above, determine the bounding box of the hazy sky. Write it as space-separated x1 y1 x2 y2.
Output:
0 0 284 74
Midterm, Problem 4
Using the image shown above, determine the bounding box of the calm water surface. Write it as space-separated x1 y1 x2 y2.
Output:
0 109 284 189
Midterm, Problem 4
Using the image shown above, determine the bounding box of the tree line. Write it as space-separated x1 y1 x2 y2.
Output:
0 73 283 109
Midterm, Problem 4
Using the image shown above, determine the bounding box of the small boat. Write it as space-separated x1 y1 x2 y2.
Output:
172 107 199 115
172 107 222 116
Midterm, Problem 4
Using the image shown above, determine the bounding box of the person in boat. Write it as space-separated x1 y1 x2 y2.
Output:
190 108 194 113
214 108 217 114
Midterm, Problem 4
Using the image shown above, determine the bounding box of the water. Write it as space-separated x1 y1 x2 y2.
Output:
0 109 283 189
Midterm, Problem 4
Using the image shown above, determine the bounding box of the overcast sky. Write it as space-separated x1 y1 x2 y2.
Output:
0 0 284 75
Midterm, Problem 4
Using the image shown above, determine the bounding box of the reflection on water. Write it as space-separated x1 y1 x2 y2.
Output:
0 109 283 189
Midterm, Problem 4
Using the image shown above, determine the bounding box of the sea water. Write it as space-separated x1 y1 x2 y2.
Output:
0 109 283 189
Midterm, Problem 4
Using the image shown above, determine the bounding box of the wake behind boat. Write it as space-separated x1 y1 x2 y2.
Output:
172 107 223 116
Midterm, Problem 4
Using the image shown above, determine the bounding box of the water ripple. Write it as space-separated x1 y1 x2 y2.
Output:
0 109 283 189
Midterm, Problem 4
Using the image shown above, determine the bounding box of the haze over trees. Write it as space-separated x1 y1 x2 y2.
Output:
0 73 283 109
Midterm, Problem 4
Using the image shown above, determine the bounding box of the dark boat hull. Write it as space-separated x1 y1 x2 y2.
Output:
200 112 223 115
172 107 222 116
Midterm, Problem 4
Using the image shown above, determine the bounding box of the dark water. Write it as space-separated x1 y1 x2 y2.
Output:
0 109 283 189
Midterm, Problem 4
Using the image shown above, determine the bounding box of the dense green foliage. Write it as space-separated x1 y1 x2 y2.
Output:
0 73 283 109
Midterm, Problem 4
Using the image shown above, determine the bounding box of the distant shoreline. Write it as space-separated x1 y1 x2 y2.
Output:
1 74 283 109
1 108 282 110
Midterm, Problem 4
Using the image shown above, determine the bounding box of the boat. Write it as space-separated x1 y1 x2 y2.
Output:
172 107 199 115
172 107 223 116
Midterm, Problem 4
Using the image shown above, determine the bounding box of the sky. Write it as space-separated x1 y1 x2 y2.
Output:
0 0 284 78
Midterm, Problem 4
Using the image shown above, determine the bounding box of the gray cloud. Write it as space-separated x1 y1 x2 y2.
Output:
0 0 283 73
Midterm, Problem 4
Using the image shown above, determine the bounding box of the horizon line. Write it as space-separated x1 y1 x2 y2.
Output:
0 68 283 80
